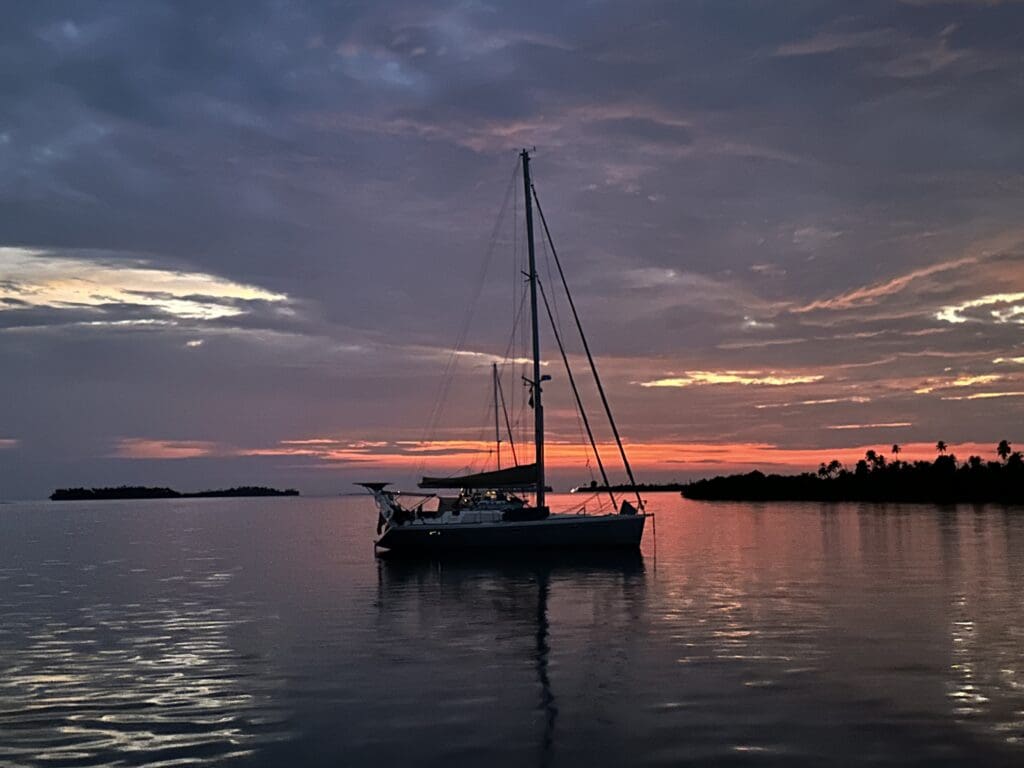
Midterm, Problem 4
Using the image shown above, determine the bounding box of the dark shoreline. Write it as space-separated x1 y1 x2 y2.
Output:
680 465 1023 504
581 449 1024 504
50 486 299 501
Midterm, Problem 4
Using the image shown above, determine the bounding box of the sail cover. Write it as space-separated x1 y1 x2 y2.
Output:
419 463 538 490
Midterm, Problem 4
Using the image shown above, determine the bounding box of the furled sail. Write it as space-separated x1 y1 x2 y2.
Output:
419 463 538 490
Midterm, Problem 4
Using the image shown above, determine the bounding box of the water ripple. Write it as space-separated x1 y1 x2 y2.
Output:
0 592 289 767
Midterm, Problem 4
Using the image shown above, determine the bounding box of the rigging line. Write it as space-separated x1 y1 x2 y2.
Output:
540 213 598 486
569 388 598 489
537 277 616 508
531 183 643 511
497 285 529 463
496 370 519 466
500 285 530 367
539 218 564 334
472 380 496 474
414 158 521 478
469 359 501 475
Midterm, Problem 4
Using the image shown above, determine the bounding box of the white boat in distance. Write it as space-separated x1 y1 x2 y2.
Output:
362 150 650 554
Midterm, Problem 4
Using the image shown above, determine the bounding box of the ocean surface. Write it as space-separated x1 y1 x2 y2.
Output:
2 494 1023 767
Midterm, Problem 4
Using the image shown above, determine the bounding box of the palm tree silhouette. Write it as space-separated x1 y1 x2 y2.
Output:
891 444 901 463
997 439 1012 462
936 440 947 455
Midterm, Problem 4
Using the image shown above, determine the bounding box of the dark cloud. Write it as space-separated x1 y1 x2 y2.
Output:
2 0 1024 497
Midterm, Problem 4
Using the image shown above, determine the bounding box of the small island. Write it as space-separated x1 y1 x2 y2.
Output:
681 441 1023 504
49 485 300 501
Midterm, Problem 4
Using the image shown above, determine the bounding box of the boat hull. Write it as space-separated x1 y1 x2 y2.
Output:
375 513 647 554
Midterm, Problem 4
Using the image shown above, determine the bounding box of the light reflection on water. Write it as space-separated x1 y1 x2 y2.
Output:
1 496 1023 766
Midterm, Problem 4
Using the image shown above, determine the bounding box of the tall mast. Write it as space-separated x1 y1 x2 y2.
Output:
492 362 501 470
521 149 545 509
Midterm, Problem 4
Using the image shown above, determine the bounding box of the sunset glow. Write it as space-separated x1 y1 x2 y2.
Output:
213 436 1005 483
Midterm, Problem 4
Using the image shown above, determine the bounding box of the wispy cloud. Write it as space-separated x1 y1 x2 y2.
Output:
827 422 913 430
775 28 895 58
914 373 1002 394
755 396 871 409
112 438 217 459
941 391 1024 401
639 371 824 388
0 247 289 325
793 256 977 313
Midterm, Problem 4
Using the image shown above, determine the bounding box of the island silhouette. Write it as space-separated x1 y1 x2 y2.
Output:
50 486 299 501
680 441 1023 504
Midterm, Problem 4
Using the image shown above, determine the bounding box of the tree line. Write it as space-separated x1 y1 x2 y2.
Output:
683 440 1023 503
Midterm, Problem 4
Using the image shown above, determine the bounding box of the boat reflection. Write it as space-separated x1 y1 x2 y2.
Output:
375 551 646 764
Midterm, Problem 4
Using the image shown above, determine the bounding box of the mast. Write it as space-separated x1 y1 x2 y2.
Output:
493 362 501 470
522 149 545 509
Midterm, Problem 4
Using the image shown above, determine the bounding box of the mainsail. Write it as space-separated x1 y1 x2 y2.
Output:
419 463 538 490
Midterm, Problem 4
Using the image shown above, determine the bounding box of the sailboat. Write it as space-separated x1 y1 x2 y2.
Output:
362 150 650 554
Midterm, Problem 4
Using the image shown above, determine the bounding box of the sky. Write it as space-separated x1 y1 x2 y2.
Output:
2 0 1023 499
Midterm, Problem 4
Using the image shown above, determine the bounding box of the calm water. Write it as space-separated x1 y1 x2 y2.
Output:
2 494 1024 767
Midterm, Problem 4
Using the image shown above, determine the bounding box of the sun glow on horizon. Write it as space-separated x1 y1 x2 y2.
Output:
221 436 1004 477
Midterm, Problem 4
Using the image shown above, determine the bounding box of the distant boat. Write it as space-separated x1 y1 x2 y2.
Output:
361 150 650 554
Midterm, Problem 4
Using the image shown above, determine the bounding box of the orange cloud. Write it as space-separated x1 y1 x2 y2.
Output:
113 438 216 459
794 256 978 313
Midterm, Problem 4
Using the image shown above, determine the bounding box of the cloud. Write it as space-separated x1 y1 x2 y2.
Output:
755 396 871 409
936 292 1024 324
775 19 998 81
827 422 913 430
941 390 1024 400
914 373 1003 393
0 247 289 326
638 371 824 388
112 438 218 459
775 28 896 58
793 255 979 313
